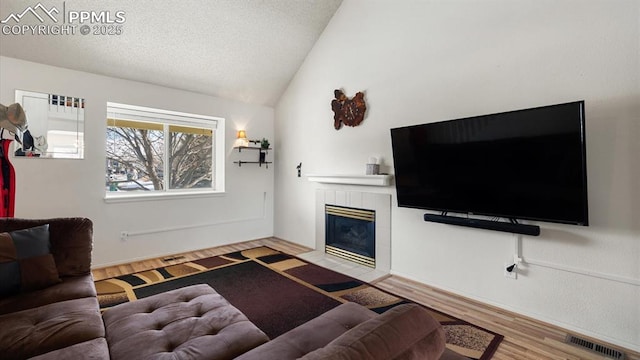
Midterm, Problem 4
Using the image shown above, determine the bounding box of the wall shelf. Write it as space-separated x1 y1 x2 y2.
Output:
233 146 272 168
307 174 392 186
234 146 272 152
233 160 272 168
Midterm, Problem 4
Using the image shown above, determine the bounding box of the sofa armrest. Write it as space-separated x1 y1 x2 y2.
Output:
300 303 446 360
0 217 93 277
236 302 377 360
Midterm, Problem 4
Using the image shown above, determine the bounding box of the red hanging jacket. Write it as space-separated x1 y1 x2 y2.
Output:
0 139 15 217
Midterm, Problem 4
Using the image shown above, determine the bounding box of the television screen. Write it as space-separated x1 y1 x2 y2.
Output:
390 101 588 226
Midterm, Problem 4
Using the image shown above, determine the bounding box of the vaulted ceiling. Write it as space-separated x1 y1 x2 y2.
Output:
0 0 343 106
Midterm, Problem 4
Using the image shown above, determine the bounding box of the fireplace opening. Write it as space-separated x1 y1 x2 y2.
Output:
325 205 375 268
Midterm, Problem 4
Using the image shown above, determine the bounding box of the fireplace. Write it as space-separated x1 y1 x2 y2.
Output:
325 205 375 268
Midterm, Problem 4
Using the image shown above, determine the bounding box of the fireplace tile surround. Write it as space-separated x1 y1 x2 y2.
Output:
297 190 391 283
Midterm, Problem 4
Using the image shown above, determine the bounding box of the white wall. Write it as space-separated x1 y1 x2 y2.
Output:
0 56 275 267
274 0 639 351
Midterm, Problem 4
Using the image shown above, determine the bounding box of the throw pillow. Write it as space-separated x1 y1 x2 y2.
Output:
0 224 61 296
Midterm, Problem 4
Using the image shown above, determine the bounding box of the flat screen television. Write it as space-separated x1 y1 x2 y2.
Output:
390 101 588 230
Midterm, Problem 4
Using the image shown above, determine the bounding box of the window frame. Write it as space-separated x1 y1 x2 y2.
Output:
104 102 225 202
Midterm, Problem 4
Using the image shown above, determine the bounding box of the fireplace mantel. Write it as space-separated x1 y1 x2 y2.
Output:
307 174 393 186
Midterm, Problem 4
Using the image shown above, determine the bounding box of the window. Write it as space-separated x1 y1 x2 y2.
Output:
105 102 225 199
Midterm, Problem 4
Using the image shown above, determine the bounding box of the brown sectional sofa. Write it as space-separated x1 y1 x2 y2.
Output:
0 217 463 360
0 218 108 360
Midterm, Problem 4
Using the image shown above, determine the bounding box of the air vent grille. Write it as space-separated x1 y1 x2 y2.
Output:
162 255 186 262
565 335 625 359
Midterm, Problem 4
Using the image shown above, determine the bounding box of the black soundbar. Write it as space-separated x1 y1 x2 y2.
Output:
423 214 540 236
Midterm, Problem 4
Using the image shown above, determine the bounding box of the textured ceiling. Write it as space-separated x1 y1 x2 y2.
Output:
0 0 342 106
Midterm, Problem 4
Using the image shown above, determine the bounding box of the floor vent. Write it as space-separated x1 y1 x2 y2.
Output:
162 255 186 262
565 335 625 359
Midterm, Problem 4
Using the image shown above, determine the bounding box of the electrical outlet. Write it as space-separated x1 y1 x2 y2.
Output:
120 231 128 241
504 262 517 279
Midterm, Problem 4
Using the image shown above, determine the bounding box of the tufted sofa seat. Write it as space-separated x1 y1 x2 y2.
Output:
0 296 106 358
102 284 269 360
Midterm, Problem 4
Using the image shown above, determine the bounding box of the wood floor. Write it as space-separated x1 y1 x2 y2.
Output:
92 238 639 360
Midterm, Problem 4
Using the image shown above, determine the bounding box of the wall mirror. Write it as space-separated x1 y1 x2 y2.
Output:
13 90 85 159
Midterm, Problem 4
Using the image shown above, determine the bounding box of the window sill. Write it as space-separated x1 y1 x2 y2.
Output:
104 190 225 203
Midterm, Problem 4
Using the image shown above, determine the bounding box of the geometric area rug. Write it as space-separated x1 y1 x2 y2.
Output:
95 246 503 360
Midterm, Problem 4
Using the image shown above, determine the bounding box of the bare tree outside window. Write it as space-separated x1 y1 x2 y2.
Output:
106 124 164 191
168 126 213 189
106 120 214 193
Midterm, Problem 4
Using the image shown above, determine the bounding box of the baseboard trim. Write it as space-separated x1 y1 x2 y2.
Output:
388 269 640 354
